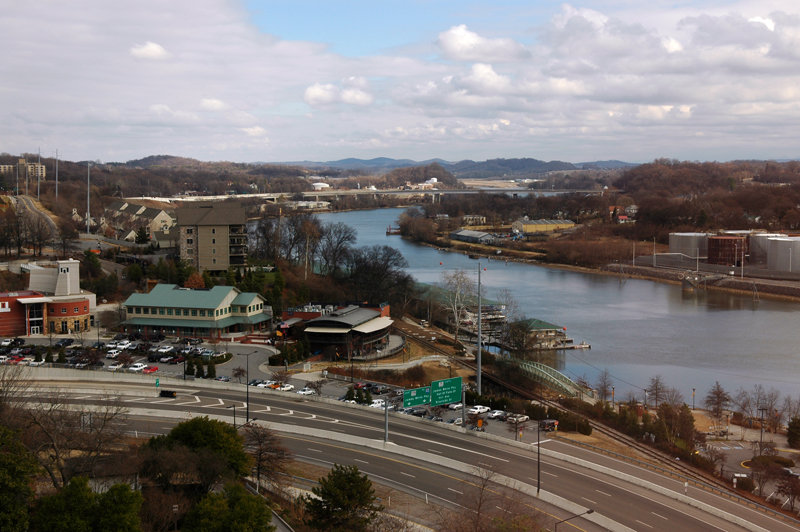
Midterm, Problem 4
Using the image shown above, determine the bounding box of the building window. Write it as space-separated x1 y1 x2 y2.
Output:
212 248 216 254
211 238 216 244
183 309 189 316
191 309 197 316
212 258 216 264
159 308 165 315
49 322 55 332
61 308 66 314
187 249 193 255
187 238 193 245
74 320 80 331
74 307 79 313
143 308 149 314
84 305 88 311
84 319 88 329
199 309 205 317
167 308 173 315
211 228 216 234
49 306 55 313
187 228 193 234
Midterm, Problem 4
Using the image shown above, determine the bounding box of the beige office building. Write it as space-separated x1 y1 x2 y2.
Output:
176 202 248 274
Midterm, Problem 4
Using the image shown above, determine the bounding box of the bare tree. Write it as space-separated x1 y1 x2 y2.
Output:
663 387 685 408
24 211 52 256
776 476 800 512
646 375 667 409
441 269 475 347
705 447 728 476
306 379 326 396
318 221 356 277
232 366 247 383
702 381 730 436
595 369 614 403
20 390 128 489
242 424 292 493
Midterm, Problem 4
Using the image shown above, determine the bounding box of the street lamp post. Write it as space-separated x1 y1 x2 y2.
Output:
554 509 594 532
227 404 236 429
692 387 695 410
536 418 541 495
244 351 256 424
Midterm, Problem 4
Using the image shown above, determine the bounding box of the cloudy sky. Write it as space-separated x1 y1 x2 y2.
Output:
3 0 800 164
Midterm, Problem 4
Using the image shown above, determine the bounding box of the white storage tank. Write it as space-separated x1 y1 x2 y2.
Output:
767 237 800 272
750 233 783 263
669 233 711 258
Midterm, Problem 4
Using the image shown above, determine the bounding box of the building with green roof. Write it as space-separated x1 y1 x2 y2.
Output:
122 283 272 339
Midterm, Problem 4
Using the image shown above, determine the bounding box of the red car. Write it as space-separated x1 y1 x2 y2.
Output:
142 366 158 374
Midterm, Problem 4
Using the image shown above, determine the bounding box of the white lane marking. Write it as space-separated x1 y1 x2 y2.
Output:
199 398 224 407
651 512 668 520
124 397 147 402
400 471 415 478
427 448 443 454
279 410 294 416
174 396 201 405
73 395 92 399
582 497 597 505
448 487 463 495
635 520 653 528
150 398 176 404
596 490 612 497
543 471 558 478
307 448 323 453
354 459 369 464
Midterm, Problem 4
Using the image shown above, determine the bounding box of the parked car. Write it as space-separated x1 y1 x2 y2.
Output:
248 379 263 387
257 380 277 388
214 375 231 382
142 366 158 374
507 413 530 424
448 402 463 410
157 345 174 354
369 399 386 408
278 383 295 391
91 341 105 349
116 340 132 350
296 387 315 395
160 355 175 363
408 406 428 417
0 338 12 347
55 338 74 348
107 362 124 371
169 356 185 365
128 362 148 372
105 349 122 359
9 338 24 347
446 417 463 425
487 410 507 420
371 385 390 395
467 405 490 415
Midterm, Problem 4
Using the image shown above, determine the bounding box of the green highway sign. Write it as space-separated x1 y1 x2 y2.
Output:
403 386 430 408
430 377 462 407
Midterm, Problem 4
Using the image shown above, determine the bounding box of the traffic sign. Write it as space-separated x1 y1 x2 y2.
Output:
403 386 430 408
430 376 462 407
155 378 160 388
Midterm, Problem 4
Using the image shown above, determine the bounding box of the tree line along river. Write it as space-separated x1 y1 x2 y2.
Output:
314 208 800 404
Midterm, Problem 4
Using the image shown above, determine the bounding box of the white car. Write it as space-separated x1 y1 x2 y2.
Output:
128 362 148 372
257 380 276 388
107 362 124 371
296 387 315 395
105 349 122 359
278 383 295 392
369 399 386 408
448 402 463 410
0 338 12 347
487 410 507 420
467 405 490 415
116 340 132 349
28 360 45 367
157 345 174 354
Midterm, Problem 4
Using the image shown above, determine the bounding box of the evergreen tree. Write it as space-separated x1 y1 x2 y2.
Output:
195 363 205 379
207 361 216 379
304 464 382 531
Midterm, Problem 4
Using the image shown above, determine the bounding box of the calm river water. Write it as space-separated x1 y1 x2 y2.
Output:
316 208 800 402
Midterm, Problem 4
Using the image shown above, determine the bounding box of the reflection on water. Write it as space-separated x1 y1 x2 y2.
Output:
316 208 800 399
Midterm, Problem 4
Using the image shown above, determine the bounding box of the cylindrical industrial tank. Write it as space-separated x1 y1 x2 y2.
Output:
750 233 783 263
669 233 710 258
767 237 800 272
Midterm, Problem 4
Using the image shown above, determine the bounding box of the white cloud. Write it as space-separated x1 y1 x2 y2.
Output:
304 79 374 106
201 98 227 111
304 83 339 106
438 24 529 62
241 126 267 137
130 41 168 59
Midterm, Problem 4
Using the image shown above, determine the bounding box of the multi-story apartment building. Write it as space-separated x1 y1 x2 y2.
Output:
176 202 248 274
0 159 46 180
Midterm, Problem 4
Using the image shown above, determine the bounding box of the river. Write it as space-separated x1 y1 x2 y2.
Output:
313 208 800 402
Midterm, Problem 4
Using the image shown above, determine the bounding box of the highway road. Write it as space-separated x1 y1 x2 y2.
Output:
24 372 800 532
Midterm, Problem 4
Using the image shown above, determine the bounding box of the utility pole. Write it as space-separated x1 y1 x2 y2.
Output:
86 162 91 235
477 261 482 396
55 149 59 199
37 147 41 200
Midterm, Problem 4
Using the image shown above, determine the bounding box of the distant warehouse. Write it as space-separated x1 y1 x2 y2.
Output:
450 229 495 244
511 218 575 237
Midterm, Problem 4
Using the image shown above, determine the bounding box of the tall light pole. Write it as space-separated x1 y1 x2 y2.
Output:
86 161 91 235
692 388 695 410
244 351 256 423
477 261 482 396
536 418 541 495
555 509 594 531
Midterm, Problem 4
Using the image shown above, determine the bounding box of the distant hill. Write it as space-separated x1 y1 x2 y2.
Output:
275 157 638 177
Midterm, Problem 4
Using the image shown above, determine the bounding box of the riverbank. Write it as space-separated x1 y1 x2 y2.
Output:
414 236 800 304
